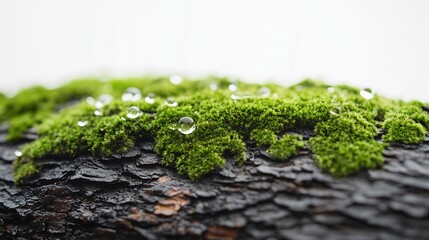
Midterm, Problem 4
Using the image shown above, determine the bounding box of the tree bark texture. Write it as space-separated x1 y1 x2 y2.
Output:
1 125 429 240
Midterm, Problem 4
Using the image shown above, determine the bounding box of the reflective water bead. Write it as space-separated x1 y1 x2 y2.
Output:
330 106 342 116
145 93 156 104
360 88 375 100
77 120 88 127
122 87 141 102
209 83 218 91
14 150 22 157
165 97 178 107
95 94 113 108
228 83 238 92
178 117 196 135
170 74 183 85
94 109 102 116
126 106 141 119
327 87 335 93
231 92 254 101
86 96 95 106
257 87 271 98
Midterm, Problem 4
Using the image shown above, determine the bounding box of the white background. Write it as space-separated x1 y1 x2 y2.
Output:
1 0 429 101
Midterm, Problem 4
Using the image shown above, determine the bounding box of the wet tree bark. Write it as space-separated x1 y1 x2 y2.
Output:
1 124 429 240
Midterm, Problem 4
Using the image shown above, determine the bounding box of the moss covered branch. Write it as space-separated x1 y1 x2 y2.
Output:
1 76 428 183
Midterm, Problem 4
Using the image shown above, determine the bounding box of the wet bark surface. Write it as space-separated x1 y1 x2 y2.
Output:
1 125 429 240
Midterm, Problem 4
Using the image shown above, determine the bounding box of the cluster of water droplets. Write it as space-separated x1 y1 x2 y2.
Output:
87 94 114 117
122 87 142 102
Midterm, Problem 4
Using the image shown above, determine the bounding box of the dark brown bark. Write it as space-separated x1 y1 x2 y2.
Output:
1 125 429 240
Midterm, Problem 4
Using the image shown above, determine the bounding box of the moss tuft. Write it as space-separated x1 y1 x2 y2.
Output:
383 113 426 144
1 76 428 183
13 160 39 184
250 129 277 146
268 134 304 160
310 138 385 176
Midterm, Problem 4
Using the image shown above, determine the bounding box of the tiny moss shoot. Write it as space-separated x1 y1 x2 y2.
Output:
2 76 428 184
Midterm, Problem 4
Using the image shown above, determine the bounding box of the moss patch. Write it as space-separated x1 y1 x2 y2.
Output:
268 134 305 160
2 76 428 183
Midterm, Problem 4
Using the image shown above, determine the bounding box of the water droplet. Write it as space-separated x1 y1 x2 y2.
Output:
209 83 218 91
14 150 22 157
94 110 102 116
228 83 238 92
165 97 178 107
121 117 126 121
145 93 156 104
95 94 113 108
360 88 375 100
329 106 342 116
257 87 271 98
231 92 254 101
122 87 141 102
77 120 88 127
330 100 342 116
86 96 95 105
170 74 183 85
327 87 335 93
178 117 196 135
126 106 141 119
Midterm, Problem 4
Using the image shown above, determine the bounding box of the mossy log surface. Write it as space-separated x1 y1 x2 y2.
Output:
1 125 429 240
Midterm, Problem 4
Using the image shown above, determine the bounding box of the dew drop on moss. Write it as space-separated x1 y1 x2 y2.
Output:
126 106 141 119
231 92 254 101
165 97 178 107
95 94 113 108
94 110 102 116
77 120 88 127
327 87 335 93
228 83 238 92
14 150 22 157
257 87 271 98
360 88 375 100
330 106 342 116
145 93 156 104
178 117 196 134
169 74 183 85
210 83 218 91
86 96 95 105
122 87 141 102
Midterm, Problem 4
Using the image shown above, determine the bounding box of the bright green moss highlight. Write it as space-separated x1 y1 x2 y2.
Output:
383 113 426 144
1 76 428 183
310 138 385 177
250 129 277 146
268 134 305 160
13 160 39 184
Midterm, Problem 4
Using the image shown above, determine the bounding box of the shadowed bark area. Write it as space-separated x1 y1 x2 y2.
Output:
1 124 429 240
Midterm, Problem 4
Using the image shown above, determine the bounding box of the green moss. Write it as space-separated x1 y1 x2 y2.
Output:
3 76 429 183
268 134 305 160
383 113 426 144
310 138 385 176
13 160 39 184
250 129 277 146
